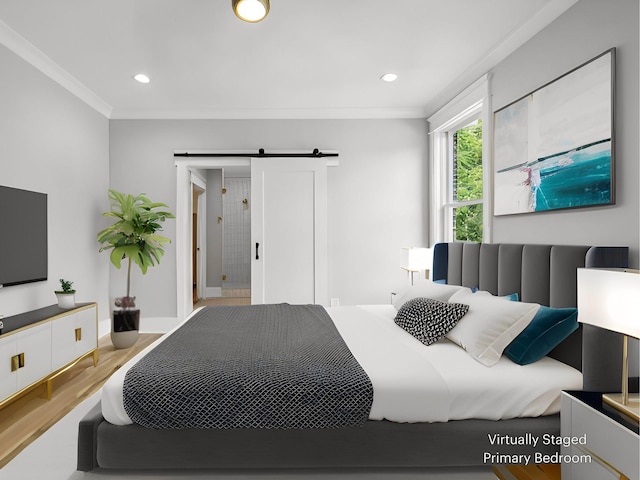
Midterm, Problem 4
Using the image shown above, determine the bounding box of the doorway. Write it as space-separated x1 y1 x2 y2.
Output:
175 154 336 320
191 176 206 305
222 177 251 298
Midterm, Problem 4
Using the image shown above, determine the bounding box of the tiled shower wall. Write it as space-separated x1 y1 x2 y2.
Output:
222 177 251 288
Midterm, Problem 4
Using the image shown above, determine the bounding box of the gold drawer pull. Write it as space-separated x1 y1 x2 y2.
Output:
11 355 19 372
75 327 82 342
10 353 25 371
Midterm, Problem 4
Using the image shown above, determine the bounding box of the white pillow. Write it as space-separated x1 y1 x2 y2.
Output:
393 282 468 310
445 289 540 367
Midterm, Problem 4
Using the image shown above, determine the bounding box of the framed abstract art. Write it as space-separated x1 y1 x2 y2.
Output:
493 48 615 216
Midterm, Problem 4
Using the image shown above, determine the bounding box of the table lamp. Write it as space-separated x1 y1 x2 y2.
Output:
400 247 432 285
577 268 640 421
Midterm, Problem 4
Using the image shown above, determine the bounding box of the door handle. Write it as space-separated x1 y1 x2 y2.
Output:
256 242 260 260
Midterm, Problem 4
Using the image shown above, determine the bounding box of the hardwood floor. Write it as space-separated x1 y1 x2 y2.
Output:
0 333 161 468
492 463 561 479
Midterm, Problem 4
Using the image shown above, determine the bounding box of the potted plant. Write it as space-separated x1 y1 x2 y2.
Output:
97 190 174 348
55 278 76 308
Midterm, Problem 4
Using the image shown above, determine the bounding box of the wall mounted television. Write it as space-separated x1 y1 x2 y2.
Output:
0 185 48 287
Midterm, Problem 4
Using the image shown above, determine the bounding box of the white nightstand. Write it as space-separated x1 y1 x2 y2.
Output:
561 391 639 480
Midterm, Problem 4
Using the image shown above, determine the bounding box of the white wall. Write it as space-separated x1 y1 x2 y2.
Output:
109 119 428 318
0 44 110 321
489 0 640 267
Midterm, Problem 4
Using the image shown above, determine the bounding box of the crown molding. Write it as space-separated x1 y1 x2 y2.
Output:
423 0 579 117
0 18 112 118
109 106 427 120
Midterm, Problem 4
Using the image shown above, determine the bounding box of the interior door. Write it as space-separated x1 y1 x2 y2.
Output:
251 157 327 305
192 212 198 303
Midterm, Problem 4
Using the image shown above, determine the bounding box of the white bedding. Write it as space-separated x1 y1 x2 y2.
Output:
102 304 582 425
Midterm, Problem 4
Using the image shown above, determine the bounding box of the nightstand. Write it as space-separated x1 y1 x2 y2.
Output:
561 391 639 480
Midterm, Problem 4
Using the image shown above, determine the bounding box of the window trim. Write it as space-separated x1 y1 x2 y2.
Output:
428 75 493 245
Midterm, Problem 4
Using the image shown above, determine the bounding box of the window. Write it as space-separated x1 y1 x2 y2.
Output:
428 76 491 244
449 119 483 242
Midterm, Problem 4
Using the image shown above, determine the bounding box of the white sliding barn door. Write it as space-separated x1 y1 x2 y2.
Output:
251 157 327 306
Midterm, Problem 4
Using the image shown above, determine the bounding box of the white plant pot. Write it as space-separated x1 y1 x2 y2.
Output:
56 293 76 309
111 330 139 349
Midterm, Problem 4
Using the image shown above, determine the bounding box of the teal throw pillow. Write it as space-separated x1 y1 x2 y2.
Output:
504 306 578 365
501 292 519 302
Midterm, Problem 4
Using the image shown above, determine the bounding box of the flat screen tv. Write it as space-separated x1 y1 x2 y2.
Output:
0 185 48 287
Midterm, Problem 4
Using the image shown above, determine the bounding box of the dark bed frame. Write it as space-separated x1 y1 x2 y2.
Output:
78 243 628 472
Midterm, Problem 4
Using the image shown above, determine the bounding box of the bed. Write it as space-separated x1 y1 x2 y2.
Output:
78 242 629 472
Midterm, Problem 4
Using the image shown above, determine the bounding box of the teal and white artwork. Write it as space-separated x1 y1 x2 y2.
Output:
494 49 614 216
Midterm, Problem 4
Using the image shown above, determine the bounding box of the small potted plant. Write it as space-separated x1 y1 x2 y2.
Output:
55 279 76 309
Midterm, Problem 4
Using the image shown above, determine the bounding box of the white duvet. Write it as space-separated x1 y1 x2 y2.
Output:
102 305 582 425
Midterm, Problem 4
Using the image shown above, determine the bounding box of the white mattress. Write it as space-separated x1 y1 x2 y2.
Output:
102 305 582 425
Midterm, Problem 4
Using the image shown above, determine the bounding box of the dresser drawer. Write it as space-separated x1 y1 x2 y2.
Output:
0 335 17 400
15 323 52 391
569 445 625 480
570 396 639 480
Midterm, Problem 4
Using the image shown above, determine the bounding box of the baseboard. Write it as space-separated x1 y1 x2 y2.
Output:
205 287 222 298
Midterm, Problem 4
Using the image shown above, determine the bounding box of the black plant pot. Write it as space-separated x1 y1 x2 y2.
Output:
111 297 140 349
113 309 140 332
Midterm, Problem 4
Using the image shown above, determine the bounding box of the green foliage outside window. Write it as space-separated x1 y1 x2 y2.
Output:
453 121 483 242
454 204 483 242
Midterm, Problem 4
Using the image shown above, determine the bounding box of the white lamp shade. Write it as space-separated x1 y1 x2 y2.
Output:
400 247 432 272
577 268 640 339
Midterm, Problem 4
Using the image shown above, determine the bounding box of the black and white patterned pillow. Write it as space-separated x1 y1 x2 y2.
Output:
394 297 469 346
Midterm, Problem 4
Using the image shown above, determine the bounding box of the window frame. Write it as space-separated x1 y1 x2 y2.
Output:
428 75 492 245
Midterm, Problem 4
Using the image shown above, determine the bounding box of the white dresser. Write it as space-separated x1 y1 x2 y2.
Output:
0 303 98 408
561 391 639 480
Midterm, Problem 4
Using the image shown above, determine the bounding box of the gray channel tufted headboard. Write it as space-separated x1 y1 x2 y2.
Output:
432 242 629 392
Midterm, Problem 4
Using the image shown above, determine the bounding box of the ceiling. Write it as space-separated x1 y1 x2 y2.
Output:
0 0 577 119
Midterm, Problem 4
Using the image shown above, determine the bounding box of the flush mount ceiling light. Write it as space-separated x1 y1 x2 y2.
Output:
232 0 270 23
133 73 150 84
380 73 398 82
